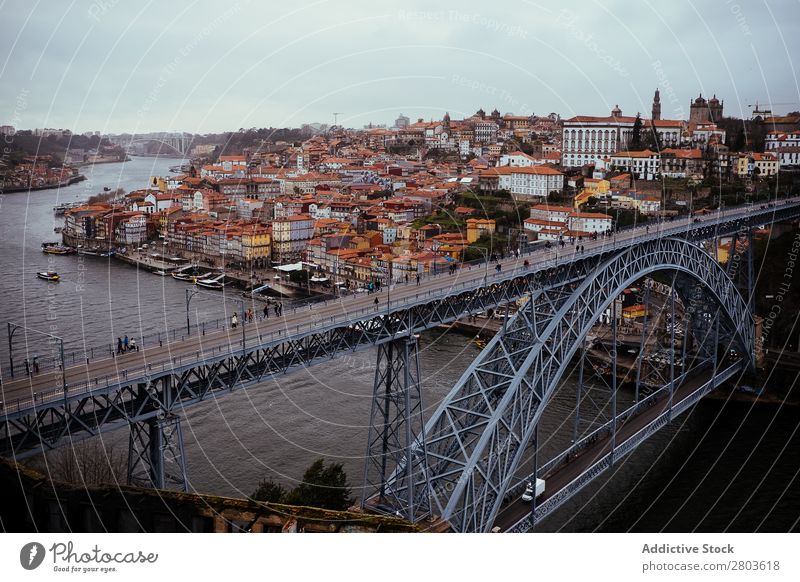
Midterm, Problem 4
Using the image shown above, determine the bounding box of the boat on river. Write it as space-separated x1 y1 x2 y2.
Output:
171 264 210 282
41 242 75 255
36 271 60 281
196 273 226 290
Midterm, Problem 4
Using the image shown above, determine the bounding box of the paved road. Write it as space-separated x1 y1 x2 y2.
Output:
1 199 796 412
492 366 725 532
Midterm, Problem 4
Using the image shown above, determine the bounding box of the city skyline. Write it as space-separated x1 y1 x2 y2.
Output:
1 0 798 133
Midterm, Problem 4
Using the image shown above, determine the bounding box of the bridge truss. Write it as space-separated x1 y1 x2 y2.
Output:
381 236 754 532
1 203 798 514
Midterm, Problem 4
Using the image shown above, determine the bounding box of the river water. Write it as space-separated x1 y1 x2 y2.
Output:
1 158 796 531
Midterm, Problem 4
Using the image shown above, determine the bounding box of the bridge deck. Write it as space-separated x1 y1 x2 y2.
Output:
493 362 740 532
1 200 797 417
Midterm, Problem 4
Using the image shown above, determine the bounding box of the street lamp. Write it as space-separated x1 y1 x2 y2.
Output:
6 322 66 395
186 288 198 335
387 259 393 311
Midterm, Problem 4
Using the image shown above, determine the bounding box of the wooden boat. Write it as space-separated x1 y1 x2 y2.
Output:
41 242 74 255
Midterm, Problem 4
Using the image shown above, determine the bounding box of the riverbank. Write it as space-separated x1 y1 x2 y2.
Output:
74 156 130 167
1 173 86 194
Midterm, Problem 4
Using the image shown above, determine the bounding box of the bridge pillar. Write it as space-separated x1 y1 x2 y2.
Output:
362 335 431 522
127 414 188 491
127 377 188 491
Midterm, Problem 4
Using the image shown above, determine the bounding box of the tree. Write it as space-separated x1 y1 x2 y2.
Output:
733 127 745 151
29 440 126 486
285 458 353 510
629 114 643 150
251 478 288 503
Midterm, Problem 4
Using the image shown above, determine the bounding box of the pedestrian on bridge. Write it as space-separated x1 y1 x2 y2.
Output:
231 312 238 329
117 337 123 355
130 337 138 352
123 335 129 352
416 274 420 286
263 304 269 319
374 297 380 311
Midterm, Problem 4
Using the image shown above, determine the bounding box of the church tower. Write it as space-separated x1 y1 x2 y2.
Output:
651 88 661 121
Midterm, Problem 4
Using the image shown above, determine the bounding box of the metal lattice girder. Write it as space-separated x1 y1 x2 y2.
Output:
362 335 431 521
127 413 188 491
2 204 798 461
389 237 754 532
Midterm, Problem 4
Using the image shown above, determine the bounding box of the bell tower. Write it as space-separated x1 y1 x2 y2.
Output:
651 88 661 121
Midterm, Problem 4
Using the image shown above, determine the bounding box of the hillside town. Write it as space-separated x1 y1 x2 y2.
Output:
55 92 800 292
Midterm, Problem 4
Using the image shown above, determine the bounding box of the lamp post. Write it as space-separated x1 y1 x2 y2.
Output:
186 288 198 335
6 322 66 395
387 259 393 311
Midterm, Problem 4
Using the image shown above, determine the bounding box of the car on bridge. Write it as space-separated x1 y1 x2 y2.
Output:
521 478 545 502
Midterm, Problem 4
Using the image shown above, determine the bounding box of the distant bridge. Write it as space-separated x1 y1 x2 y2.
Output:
107 133 193 157
1 199 799 531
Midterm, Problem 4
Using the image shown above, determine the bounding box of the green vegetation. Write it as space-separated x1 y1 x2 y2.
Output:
86 188 125 205
547 189 573 204
251 479 289 503
457 190 531 234
2 132 125 163
462 234 509 261
250 458 354 511
411 211 464 230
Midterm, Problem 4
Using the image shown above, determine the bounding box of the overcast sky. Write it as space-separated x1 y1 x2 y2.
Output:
1 0 799 134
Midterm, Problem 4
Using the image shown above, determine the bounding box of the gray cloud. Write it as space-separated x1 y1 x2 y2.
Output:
1 0 798 133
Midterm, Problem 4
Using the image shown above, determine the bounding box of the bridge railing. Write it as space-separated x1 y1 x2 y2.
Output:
2 201 797 409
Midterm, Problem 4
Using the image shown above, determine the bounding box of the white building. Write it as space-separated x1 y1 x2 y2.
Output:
119 214 147 245
561 107 636 167
766 131 800 150
609 150 661 180
494 166 564 199
568 212 612 234
775 147 800 167
529 204 572 223
499 151 538 167
474 120 499 144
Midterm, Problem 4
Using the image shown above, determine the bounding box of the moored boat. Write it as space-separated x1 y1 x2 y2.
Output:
36 271 60 281
171 264 211 282
41 242 75 255
196 273 226 290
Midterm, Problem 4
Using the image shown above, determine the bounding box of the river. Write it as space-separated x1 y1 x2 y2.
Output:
1 157 796 532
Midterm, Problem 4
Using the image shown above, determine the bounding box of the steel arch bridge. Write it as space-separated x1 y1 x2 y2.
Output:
383 236 753 532
108 135 192 156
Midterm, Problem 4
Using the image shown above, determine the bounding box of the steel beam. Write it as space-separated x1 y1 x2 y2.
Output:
362 335 430 522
